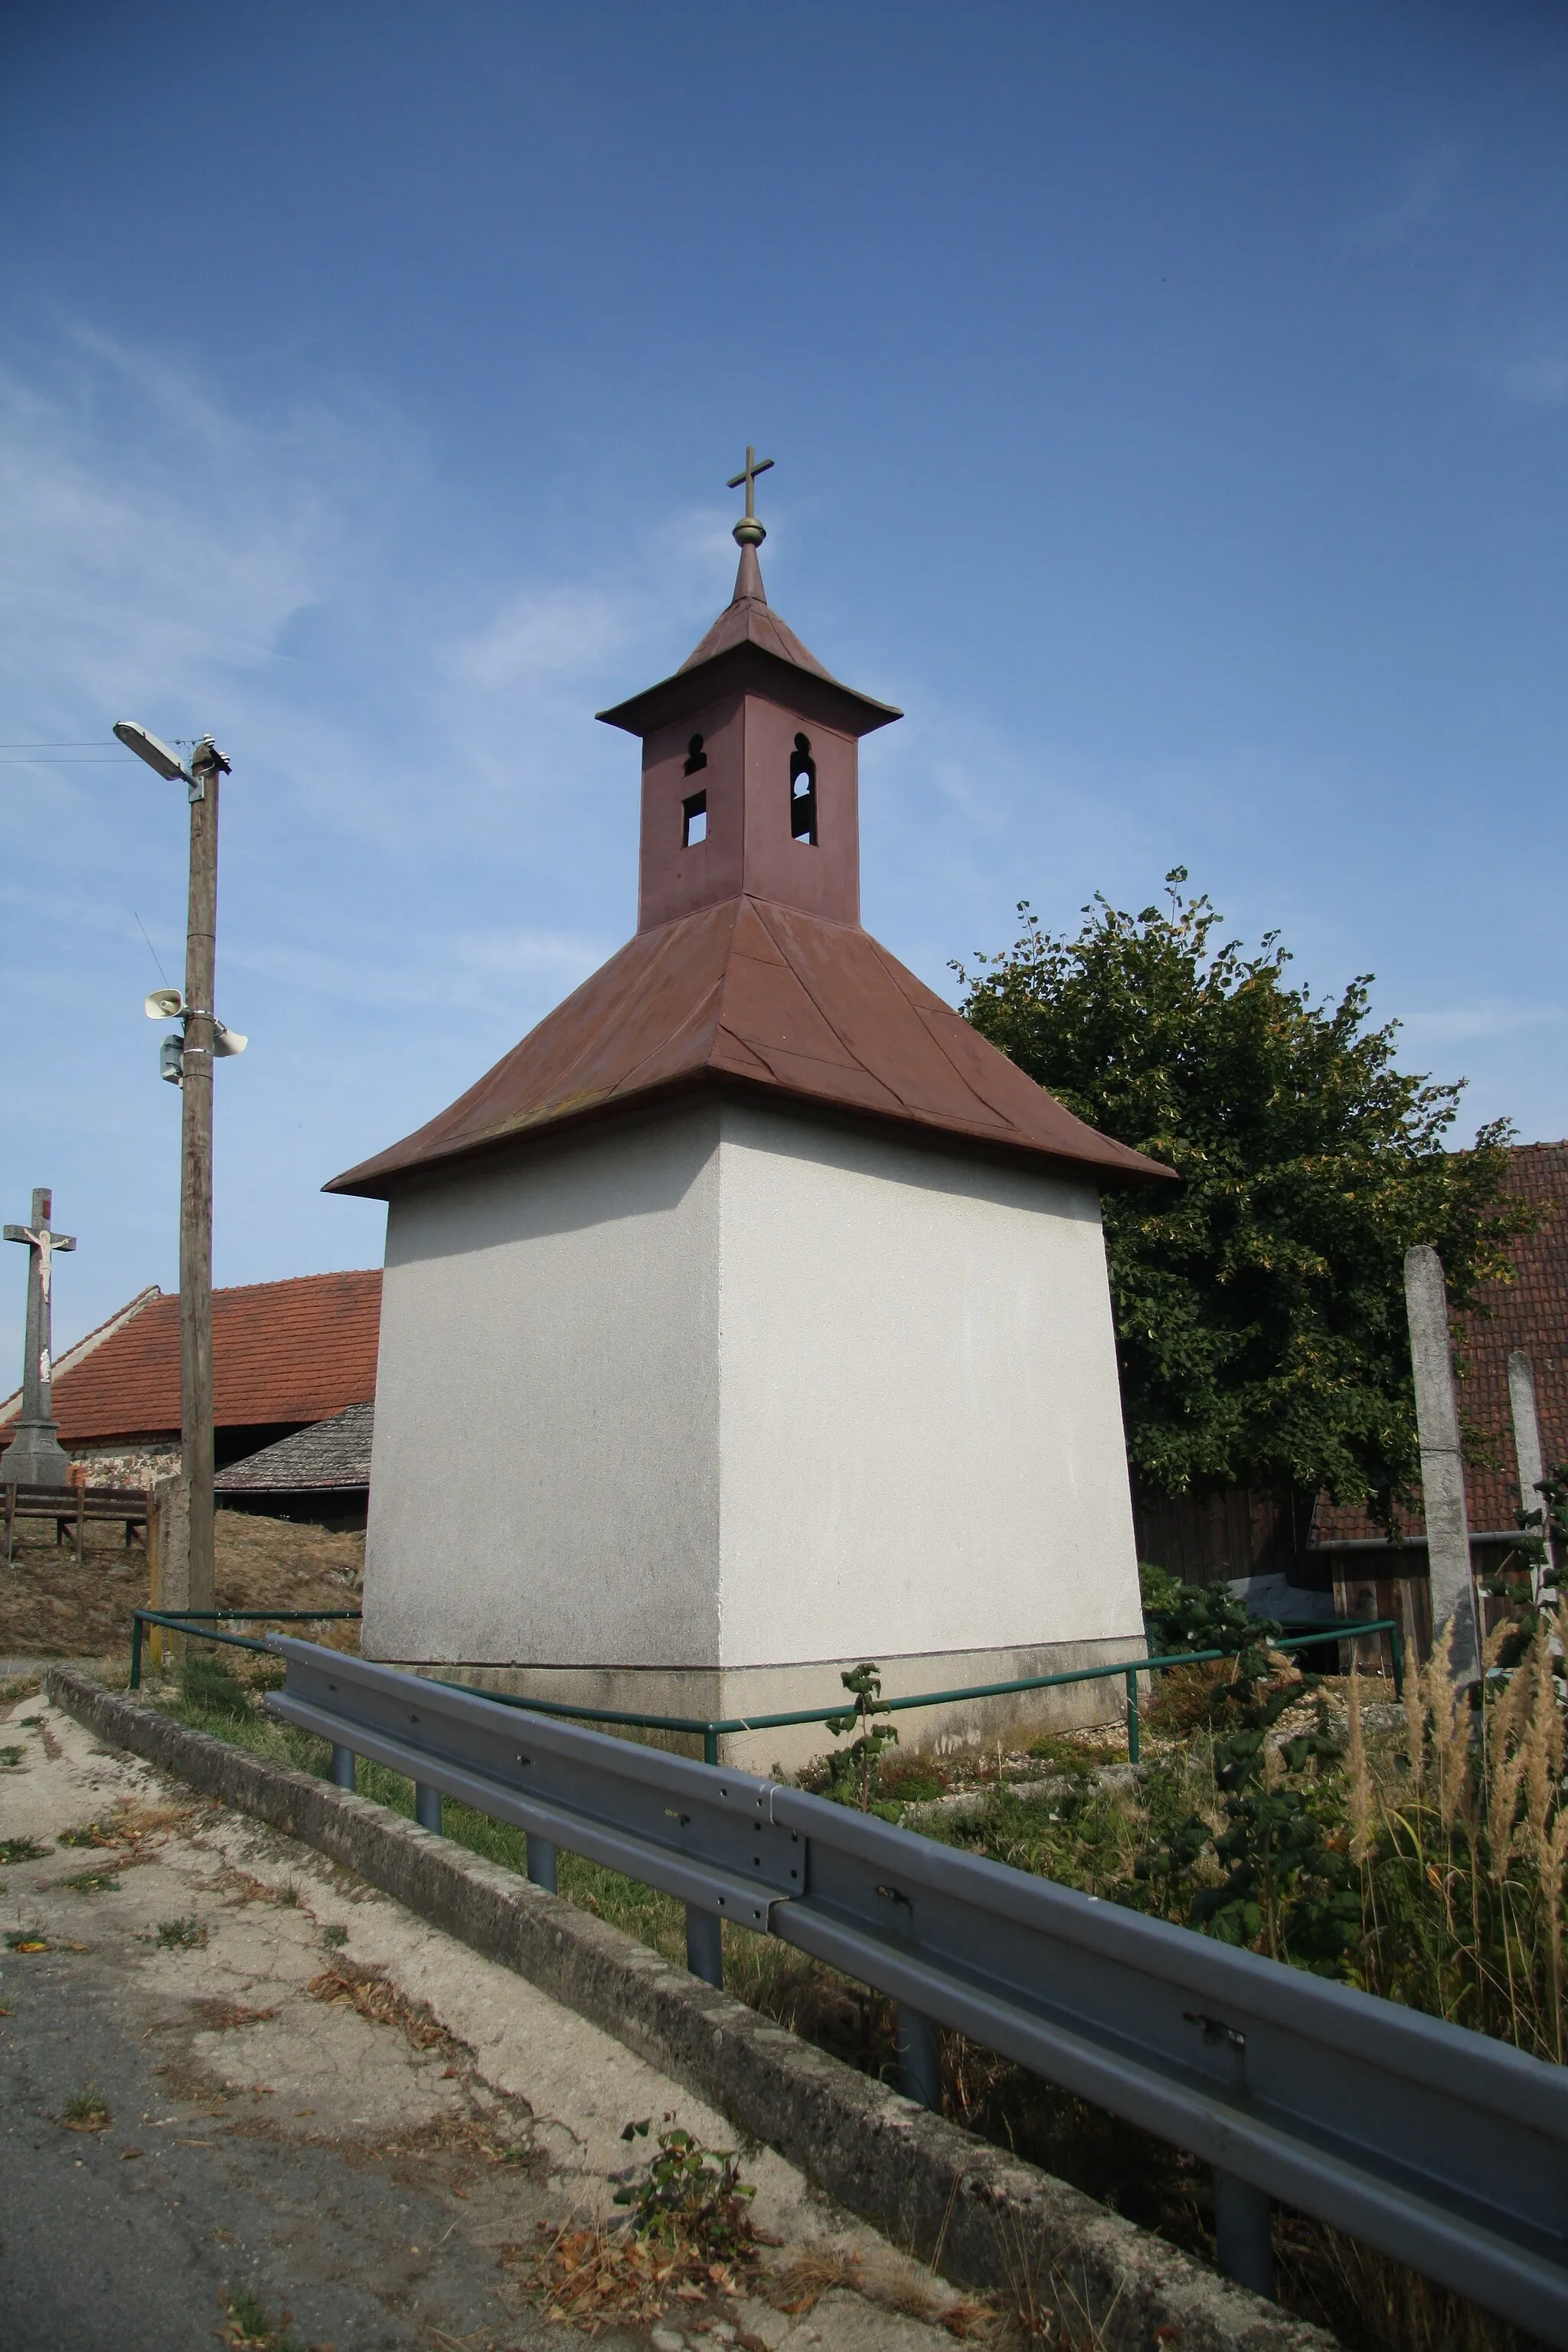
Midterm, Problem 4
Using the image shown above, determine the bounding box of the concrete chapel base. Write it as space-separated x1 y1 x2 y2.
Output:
363 1096 1148 1759
396 1640 1144 1772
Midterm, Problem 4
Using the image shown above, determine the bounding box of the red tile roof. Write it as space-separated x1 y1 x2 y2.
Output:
1 1269 381 1445
1317 1142 1568 1538
327 894 1172 1199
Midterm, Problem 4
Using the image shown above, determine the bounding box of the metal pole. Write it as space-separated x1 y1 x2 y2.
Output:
331 1744 355 1790
685 1904 724 1988
1125 1668 1140 1766
413 1782 443 1834
703 1724 719 1766
1214 2169 1275 2301
130 1613 144 1691
896 2006 942 2110
526 1834 557 1893
181 745 222 1623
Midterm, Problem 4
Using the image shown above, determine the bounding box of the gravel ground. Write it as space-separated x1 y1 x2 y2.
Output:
0 1683 975 2352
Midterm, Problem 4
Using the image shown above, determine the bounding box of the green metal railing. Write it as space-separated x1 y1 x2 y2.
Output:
439 1619 1401 1766
129 1606 1399 1769
129 1607 361 1690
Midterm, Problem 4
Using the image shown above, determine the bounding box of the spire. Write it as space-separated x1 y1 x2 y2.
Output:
727 444 771 603
596 448 901 737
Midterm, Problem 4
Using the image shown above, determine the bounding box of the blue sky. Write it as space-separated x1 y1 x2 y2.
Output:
2 2 1566 1367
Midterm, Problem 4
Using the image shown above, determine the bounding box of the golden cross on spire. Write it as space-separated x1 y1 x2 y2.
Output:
727 446 773 520
727 446 773 549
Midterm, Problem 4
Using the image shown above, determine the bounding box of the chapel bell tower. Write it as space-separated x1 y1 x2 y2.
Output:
597 448 901 933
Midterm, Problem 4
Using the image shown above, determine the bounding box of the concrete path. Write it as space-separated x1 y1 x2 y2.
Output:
0 1683 978 2352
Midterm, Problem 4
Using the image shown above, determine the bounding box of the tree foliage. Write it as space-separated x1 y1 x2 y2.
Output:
957 872 1532 1506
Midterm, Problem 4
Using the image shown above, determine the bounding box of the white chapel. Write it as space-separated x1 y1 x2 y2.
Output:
328 465 1168 1764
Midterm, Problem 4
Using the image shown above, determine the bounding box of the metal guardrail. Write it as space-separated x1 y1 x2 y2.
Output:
266 1635 1568 2339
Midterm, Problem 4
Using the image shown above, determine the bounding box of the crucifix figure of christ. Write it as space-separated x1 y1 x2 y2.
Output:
1 1187 77 1487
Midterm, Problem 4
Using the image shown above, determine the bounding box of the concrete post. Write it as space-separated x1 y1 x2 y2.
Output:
1403 1246 1479 1686
154 1473 190 1667
1508 1349 1553 1605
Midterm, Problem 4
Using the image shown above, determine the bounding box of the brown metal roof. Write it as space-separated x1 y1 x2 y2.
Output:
596 541 903 742
326 897 1172 1199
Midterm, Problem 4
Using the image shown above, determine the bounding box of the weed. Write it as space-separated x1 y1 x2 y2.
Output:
57 1821 116 1849
218 2288 304 2350
527 2118 758 2330
5 1929 49 1952
156 1916 207 1949
319 1922 349 1949
62 2082 110 2132
824 1661 900 1811
613 2117 757 2263
61 1870 122 1894
0 1836 50 1864
0 1744 25 1766
18 1713 43 1727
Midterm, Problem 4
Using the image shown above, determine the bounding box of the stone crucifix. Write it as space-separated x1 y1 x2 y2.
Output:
1 1187 76 1488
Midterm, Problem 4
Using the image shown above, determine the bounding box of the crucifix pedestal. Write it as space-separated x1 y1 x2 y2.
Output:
1 1187 77 1488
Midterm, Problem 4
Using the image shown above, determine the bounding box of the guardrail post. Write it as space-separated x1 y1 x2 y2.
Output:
331 1745 355 1792
896 2006 942 2111
1214 2170 1275 2301
413 1782 443 1835
130 1614 145 1691
1125 1668 1140 1766
527 1835 557 1893
685 1904 723 1988
703 1725 720 1766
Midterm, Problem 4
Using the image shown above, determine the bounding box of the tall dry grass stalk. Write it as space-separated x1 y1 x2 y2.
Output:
1420 1619 1472 1838
1400 1587 1426 1797
1347 1664 1372 1867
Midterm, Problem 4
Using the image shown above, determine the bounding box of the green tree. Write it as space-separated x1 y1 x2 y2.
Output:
956 871 1532 1509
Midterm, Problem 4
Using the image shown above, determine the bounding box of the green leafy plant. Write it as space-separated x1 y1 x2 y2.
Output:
957 875 1534 1508
0 1744 25 1766
156 1915 207 1949
613 2116 757 2265
219 2290 304 2351
1138 1560 1279 1658
62 1870 121 1894
0 1836 50 1864
62 2082 110 2132
824 1662 900 1812
320 1922 349 1949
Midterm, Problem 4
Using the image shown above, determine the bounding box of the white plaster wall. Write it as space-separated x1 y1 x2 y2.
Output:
715 1104 1144 1664
364 1106 722 1665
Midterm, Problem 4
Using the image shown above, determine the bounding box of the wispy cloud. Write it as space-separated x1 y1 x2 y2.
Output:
1402 1000 1567 1048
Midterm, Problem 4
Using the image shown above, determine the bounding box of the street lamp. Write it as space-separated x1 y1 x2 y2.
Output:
114 720 239 1623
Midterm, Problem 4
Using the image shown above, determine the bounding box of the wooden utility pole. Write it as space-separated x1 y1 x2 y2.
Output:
181 738 227 1616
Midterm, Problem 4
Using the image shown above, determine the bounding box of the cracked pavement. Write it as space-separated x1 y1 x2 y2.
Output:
0 1681 976 2351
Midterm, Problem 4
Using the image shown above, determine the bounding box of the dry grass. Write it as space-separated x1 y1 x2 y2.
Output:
306 1957 472 2069
0 1507 362 1662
